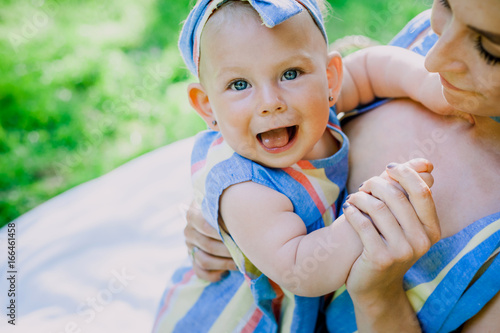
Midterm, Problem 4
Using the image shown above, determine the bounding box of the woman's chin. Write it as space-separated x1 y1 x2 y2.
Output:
443 90 484 116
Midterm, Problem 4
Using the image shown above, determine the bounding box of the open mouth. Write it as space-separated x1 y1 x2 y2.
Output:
257 125 298 153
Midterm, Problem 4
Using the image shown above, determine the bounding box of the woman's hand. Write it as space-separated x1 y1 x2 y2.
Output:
342 158 441 332
184 201 237 282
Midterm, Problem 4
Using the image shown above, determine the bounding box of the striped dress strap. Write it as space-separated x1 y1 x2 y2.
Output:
325 213 500 333
440 252 500 332
408 213 500 332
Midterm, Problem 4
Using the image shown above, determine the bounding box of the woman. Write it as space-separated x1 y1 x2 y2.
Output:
184 0 500 331
335 0 500 331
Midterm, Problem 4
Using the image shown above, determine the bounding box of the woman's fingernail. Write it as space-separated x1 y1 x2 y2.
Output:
387 163 397 169
342 202 350 210
346 194 351 201
359 182 364 188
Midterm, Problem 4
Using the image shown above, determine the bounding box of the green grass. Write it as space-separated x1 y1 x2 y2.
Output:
0 0 431 227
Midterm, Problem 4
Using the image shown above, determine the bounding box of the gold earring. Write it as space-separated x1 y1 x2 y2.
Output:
329 96 334 102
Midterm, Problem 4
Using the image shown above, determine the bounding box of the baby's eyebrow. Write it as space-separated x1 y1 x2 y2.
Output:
213 66 243 81
270 53 316 71
468 25 500 44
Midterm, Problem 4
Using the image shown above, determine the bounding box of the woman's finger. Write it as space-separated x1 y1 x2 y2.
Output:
187 243 237 271
185 200 233 258
385 163 441 245
183 200 237 280
342 202 387 252
346 190 413 255
374 158 434 194
184 223 232 258
192 264 229 283
355 176 432 257
186 201 221 240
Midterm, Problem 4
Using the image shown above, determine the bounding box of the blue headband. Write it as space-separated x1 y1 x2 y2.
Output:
178 0 328 77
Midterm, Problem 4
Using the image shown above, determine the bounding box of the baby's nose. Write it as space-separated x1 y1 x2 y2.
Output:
259 86 287 115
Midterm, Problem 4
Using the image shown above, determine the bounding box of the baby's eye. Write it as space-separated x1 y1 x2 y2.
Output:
230 80 249 91
282 69 299 81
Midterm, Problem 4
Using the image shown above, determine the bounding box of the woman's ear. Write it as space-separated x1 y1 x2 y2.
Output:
326 51 343 107
188 83 218 130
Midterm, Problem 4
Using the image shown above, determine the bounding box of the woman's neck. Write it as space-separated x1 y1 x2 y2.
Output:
469 115 500 149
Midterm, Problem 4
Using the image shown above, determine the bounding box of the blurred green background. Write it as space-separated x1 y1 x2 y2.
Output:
0 0 431 227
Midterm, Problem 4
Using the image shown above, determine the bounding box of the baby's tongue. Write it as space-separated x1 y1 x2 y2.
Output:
260 128 289 149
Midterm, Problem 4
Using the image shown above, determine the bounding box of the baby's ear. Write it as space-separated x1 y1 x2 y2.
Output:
326 51 343 106
188 83 218 130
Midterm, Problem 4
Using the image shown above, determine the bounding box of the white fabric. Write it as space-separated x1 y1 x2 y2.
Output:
0 137 195 332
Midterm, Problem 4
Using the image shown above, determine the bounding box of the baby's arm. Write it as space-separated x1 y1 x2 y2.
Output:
220 158 435 297
336 45 453 116
220 181 362 297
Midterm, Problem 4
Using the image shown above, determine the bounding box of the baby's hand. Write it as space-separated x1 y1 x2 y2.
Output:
376 158 434 195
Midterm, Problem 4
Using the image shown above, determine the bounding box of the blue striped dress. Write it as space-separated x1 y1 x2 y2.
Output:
153 110 349 332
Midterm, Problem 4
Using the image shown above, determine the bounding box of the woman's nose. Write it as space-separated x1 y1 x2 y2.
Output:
425 20 467 74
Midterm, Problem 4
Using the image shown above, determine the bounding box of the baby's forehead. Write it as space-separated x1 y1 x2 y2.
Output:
186 0 329 79
198 5 327 83
203 1 268 33
202 1 322 43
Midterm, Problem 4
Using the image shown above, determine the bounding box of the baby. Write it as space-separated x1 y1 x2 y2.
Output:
153 1 444 331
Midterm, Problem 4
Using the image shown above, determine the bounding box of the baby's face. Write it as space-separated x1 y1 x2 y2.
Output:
198 6 334 168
